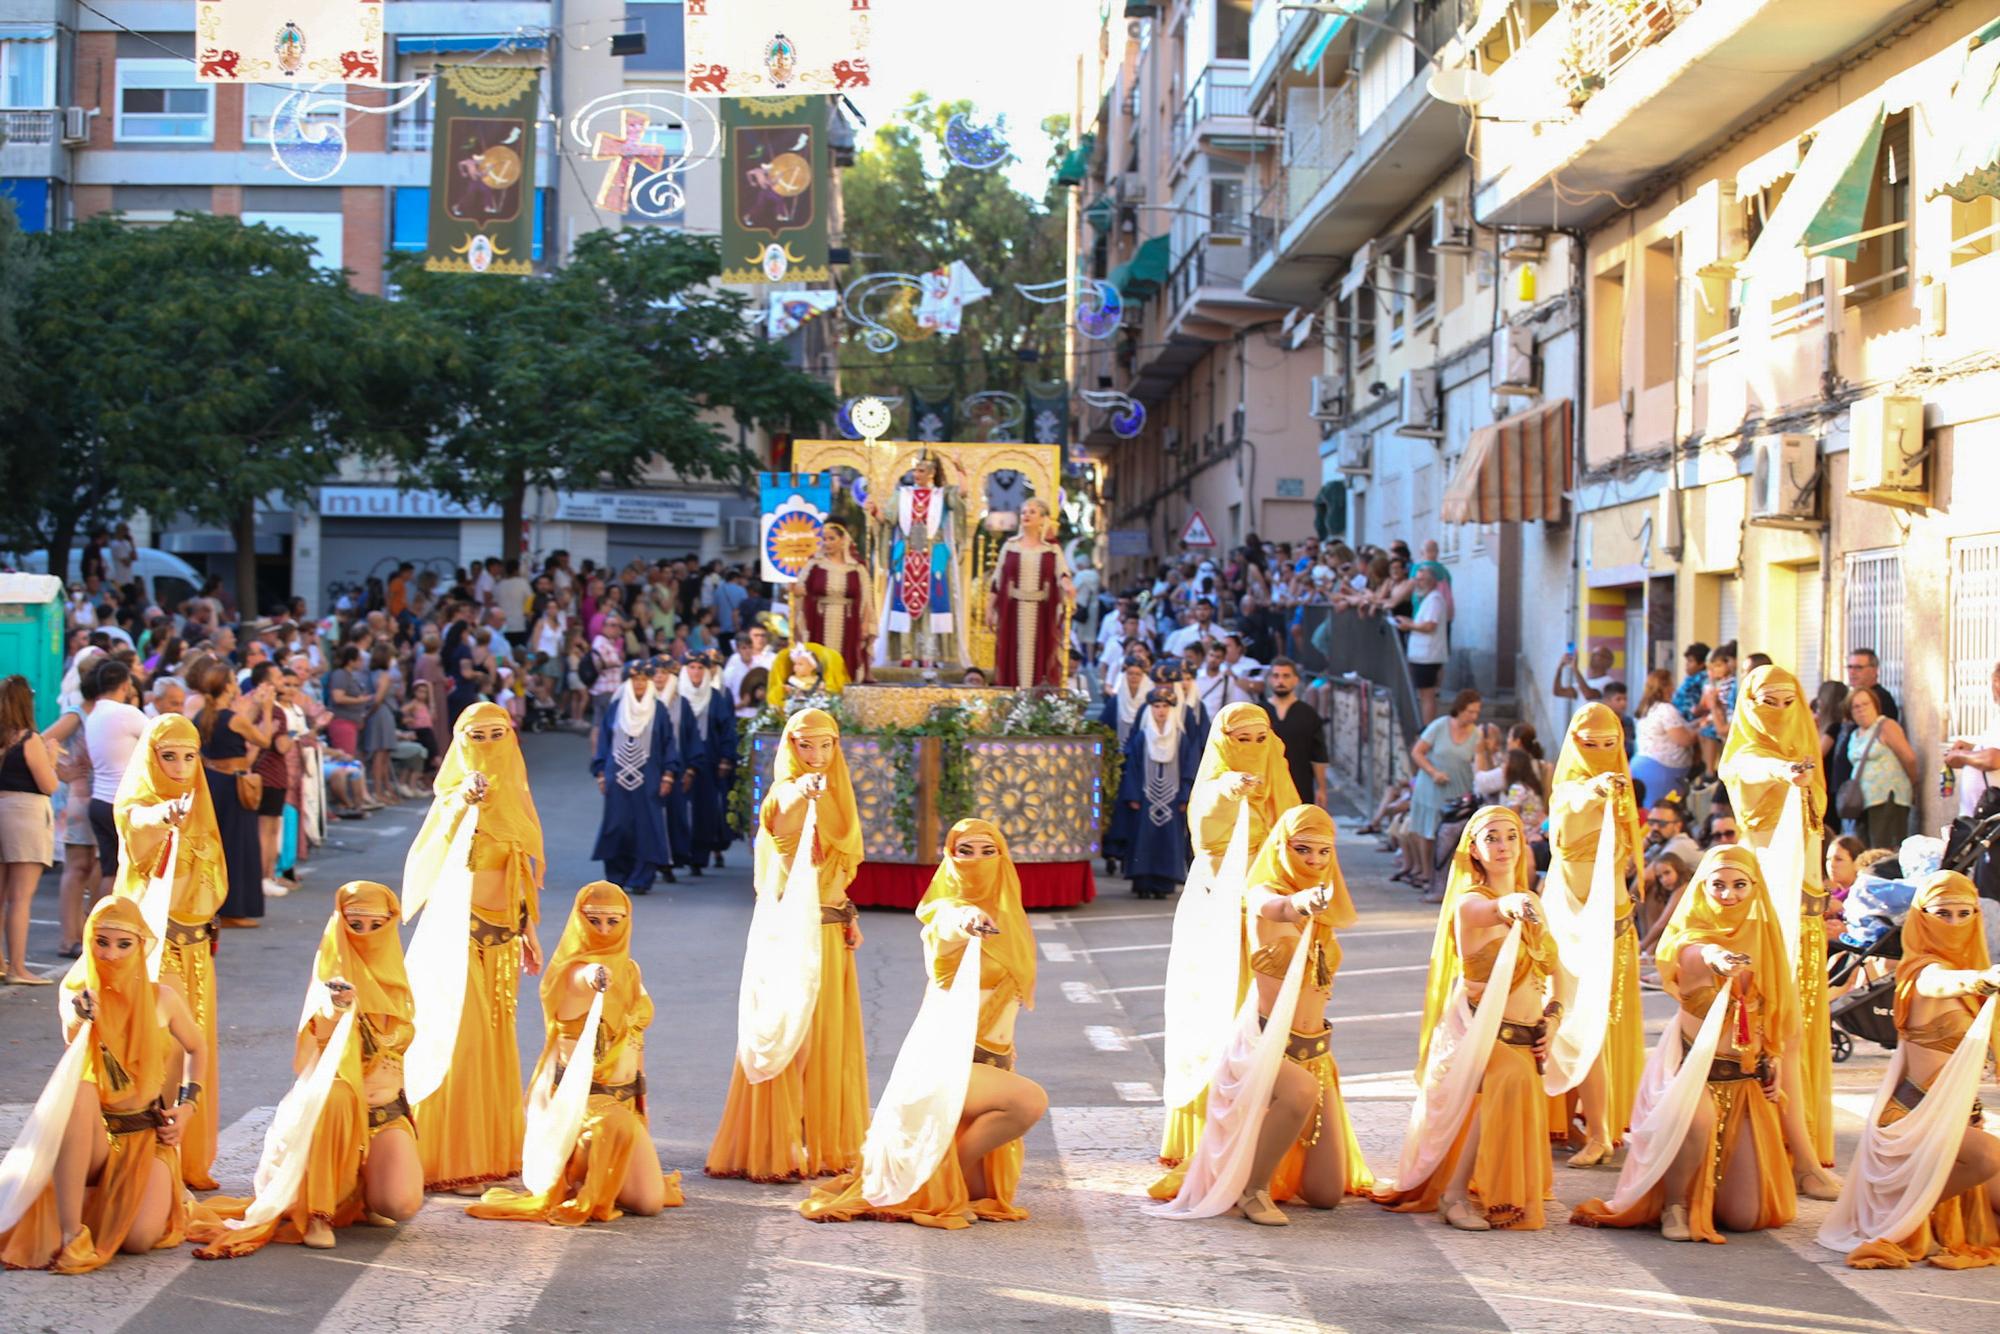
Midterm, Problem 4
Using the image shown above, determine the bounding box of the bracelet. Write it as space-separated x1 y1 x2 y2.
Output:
1542 1001 1564 1020
177 1082 201 1108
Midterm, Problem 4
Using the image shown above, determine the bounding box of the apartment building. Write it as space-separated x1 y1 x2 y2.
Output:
1457 0 2000 831
1 0 841 608
1072 0 1327 579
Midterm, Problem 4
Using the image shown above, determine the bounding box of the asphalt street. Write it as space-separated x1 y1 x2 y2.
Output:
1 728 1993 1332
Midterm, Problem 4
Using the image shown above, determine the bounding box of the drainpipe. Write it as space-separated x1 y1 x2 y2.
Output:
1554 226 1589 726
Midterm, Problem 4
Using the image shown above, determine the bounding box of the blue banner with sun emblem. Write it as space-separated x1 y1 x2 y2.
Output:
759 472 831 583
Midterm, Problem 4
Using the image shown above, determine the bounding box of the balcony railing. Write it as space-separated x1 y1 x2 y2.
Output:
391 120 553 158
1561 0 1702 106
1166 225 1254 311
1249 78 1357 263
2 109 57 146
1173 66 1251 153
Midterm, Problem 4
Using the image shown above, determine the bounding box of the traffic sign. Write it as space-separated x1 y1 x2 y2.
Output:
1180 510 1216 548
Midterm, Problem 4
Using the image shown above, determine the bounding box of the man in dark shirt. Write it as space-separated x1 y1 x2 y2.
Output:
1828 648 1900 798
1261 657 1327 809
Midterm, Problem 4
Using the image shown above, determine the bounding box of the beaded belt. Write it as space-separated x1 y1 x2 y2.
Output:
973 1045 1015 1072
1283 1026 1332 1065
1613 912 1636 940
103 1102 166 1136
469 904 529 949
820 900 858 926
1892 1076 1984 1124
1497 1020 1546 1048
553 1066 646 1104
166 919 213 946
369 1091 412 1130
1800 891 1829 917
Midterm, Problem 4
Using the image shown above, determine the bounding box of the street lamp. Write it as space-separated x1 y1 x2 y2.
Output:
1276 1 1496 109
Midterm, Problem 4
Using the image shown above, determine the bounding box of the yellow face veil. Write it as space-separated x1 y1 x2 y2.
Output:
1895 871 1997 1063
1246 805 1354 927
1657 845 1800 1057
70 896 165 1104
1552 702 1643 865
315 881 411 1024
436 702 545 889
1720 665 1825 831
1416 806 1539 1071
112 712 224 918
771 708 864 881
540 881 641 1022
918 818 1036 1006
1196 701 1302 830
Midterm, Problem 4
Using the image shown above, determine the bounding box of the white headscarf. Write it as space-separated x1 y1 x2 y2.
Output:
1141 697 1184 764
679 666 717 738
59 646 105 712
616 675 656 738
1114 674 1147 741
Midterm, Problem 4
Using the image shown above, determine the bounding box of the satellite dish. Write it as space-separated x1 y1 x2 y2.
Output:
1426 66 1495 109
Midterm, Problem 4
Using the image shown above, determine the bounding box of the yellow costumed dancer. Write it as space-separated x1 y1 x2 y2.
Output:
1542 703 1646 1165
112 713 227 1190
0 897 203 1272
404 702 546 1193
471 883 683 1226
706 708 868 1181
1375 807 1558 1230
1719 665 1841 1196
1153 807 1373 1225
1819 872 2000 1268
1157 703 1301 1171
1572 846 1800 1242
189 881 422 1257
802 818 1044 1227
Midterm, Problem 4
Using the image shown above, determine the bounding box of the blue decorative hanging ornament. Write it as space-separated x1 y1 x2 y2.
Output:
1075 280 1123 340
944 113 1010 171
269 86 345 182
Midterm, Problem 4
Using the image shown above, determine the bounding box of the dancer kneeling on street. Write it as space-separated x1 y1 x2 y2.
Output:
801 819 1044 1227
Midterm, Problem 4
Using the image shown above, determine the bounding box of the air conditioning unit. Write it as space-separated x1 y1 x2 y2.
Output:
1336 433 1371 474
725 515 758 549
1492 324 1537 397
1499 228 1545 261
1430 197 1474 254
1747 434 1820 527
1309 374 1346 422
1394 368 1443 439
1846 392 1928 510
61 107 91 144
1163 425 1182 452
1337 240 1375 301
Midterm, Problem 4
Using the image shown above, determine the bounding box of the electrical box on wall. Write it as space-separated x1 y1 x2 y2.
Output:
1846 392 1929 511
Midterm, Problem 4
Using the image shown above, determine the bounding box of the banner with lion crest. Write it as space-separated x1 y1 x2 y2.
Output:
684 0 873 98
196 0 384 84
424 66 541 276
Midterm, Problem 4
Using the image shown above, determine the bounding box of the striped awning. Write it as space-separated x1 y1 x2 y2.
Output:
1441 399 1572 525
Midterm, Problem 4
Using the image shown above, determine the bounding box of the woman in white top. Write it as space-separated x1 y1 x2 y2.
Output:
1631 668 1698 806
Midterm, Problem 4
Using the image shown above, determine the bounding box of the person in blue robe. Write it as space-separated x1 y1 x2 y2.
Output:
650 657 688 883
591 660 680 895
1115 687 1202 899
1099 658 1152 875
675 651 738 876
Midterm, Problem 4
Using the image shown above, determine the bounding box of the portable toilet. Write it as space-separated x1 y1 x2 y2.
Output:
0 573 65 727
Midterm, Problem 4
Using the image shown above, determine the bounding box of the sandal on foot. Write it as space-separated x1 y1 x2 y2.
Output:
1234 1189 1289 1226
1795 1168 1842 1202
1443 1199 1491 1231
1567 1140 1613 1169
1661 1204 1693 1242
303 1218 336 1249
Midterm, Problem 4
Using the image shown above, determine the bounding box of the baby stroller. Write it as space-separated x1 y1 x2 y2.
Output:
1826 872 1914 1063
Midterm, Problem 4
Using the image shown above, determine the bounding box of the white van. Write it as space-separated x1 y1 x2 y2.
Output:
6 547 204 611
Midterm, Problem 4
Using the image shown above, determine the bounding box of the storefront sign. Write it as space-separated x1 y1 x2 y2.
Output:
318 486 501 520
553 492 722 528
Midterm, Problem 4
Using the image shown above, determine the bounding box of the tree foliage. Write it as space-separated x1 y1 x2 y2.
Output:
838 96 1073 419
390 227 835 554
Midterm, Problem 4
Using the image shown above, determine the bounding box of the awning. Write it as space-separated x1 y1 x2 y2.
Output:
1108 234 1170 301
394 34 552 54
0 24 55 41
1293 14 1348 73
1083 192 1113 233
1930 26 2000 202
1737 97 1884 282
1054 133 1096 188
1441 399 1572 525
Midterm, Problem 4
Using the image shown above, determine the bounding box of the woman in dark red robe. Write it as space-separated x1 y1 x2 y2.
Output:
799 522 875 683
987 498 1075 689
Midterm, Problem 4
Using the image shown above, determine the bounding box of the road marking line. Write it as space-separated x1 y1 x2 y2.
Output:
1063 911 1176 924
1131 1031 1165 1042
1039 941 1076 963
1337 963 1430 977
1066 943 1169 956
1060 981 1101 1005
1031 918 1057 931
1327 1008 1424 1025
1084 1025 1132 1052
732 1197 928 1331
1112 1082 1160 1103
1100 983 1165 995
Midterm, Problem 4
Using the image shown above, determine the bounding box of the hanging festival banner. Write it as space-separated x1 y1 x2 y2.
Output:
1027 378 1069 446
196 0 384 84
424 66 540 275
685 0 872 97
719 96 832 284
569 90 720 219
768 290 839 340
908 385 956 443
759 472 832 583
960 390 1023 443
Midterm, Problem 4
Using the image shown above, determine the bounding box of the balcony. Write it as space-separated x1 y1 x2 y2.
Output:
1172 65 1261 160
0 109 70 181
1474 0 1938 228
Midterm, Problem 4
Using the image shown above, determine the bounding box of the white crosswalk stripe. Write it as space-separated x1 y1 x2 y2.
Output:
727 1193 928 1331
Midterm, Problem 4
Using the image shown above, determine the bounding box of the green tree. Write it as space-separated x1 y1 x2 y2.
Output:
838 96 1073 429
391 227 834 556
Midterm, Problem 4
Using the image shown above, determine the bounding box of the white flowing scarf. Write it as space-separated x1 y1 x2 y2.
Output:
1540 801 1619 1095
1753 786 1807 973
734 799 826 1082
0 1019 95 1232
1593 985 1733 1213
859 937 985 1207
522 988 608 1197
1141 702 1184 765
1114 681 1146 743
1161 801 1253 1111
680 672 717 740
400 804 481 1105
136 826 179 983
1376 920 1524 1194
616 678 657 738
1818 996 1999 1256
218 987 358 1237
1151 902 1314 1219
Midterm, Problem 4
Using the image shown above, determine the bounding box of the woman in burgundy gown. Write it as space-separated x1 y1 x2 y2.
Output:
987 498 1075 689
798 523 876 684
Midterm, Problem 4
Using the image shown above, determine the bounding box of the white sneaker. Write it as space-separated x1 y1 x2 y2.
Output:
263 878 290 898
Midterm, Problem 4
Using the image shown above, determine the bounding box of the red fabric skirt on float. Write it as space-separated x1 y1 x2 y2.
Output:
847 861 1097 910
